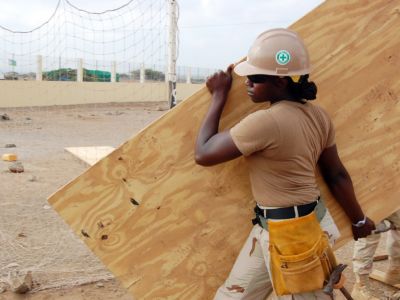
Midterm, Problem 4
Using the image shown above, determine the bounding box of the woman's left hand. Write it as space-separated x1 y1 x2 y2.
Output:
206 64 234 97
352 217 376 240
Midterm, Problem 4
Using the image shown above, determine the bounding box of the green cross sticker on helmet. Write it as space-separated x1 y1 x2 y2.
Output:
276 50 291 65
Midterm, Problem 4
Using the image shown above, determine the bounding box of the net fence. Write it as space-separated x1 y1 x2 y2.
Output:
0 0 216 107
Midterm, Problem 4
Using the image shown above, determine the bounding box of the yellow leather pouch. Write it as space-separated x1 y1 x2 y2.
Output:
268 212 337 295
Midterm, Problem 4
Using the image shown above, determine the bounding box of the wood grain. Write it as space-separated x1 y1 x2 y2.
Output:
48 0 400 298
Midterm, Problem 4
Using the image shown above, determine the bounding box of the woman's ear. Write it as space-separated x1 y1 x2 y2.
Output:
273 77 289 89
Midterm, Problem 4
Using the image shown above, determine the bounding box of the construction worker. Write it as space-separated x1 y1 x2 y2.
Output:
351 210 400 300
195 28 375 299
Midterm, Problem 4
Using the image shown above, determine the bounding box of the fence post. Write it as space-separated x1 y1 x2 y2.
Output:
140 64 145 83
111 61 116 82
167 0 178 108
186 67 191 84
77 58 83 82
36 55 43 81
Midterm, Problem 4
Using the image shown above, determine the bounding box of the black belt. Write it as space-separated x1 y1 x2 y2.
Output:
254 197 320 221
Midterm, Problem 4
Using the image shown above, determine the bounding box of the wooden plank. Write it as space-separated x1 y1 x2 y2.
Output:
65 146 115 166
373 254 389 262
48 0 400 298
370 269 400 288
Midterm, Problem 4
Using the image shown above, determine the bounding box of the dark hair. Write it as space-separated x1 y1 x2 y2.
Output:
287 74 317 101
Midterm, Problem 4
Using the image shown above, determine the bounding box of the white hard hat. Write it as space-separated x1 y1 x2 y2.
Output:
235 28 311 77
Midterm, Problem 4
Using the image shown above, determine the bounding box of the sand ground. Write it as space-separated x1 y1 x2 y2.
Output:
0 102 397 299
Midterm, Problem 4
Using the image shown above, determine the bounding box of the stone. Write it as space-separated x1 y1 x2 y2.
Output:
5 144 16 148
4 263 19 269
28 175 37 182
0 283 7 294
10 271 33 294
0 113 10 121
156 106 167 111
9 162 24 173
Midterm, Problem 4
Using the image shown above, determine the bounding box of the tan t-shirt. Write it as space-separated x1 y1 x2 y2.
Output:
230 100 335 207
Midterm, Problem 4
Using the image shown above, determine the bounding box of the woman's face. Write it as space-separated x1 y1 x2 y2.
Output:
245 75 282 103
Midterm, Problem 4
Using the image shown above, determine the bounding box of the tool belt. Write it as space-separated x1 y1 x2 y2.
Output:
252 196 326 231
268 211 337 295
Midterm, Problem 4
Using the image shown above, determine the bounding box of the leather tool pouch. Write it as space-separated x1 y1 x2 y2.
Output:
268 212 337 295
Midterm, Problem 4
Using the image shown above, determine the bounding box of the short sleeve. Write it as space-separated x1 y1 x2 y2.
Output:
230 110 280 156
318 106 336 148
326 117 336 148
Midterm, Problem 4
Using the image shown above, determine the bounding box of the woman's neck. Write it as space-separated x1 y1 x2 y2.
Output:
270 95 300 105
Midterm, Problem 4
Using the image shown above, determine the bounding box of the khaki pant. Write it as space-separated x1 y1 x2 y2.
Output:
214 210 341 300
353 210 400 274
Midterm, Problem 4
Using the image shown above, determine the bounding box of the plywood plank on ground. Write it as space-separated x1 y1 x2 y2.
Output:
48 0 400 299
65 146 116 166
370 270 400 288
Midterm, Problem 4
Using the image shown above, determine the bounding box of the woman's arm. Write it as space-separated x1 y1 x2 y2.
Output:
195 65 242 166
318 145 375 240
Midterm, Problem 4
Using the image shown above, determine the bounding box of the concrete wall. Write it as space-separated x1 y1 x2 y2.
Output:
0 81 203 107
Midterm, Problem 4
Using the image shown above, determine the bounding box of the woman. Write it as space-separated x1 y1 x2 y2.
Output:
195 28 375 299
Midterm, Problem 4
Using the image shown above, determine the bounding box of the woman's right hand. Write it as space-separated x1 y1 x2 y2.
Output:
206 64 233 97
352 216 375 240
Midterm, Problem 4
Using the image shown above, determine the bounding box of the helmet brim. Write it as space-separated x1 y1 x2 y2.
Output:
234 59 311 77
234 60 269 77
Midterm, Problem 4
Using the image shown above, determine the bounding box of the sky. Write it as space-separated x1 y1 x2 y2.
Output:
0 0 324 70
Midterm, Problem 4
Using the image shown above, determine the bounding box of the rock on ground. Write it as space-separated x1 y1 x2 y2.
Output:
9 271 33 294
9 162 24 173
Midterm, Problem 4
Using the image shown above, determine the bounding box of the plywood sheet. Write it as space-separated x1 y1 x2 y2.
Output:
48 0 400 299
65 146 116 166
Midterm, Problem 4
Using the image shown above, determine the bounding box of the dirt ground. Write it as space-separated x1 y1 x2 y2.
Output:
0 102 398 299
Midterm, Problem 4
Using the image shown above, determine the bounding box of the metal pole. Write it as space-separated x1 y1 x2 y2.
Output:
167 0 178 108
